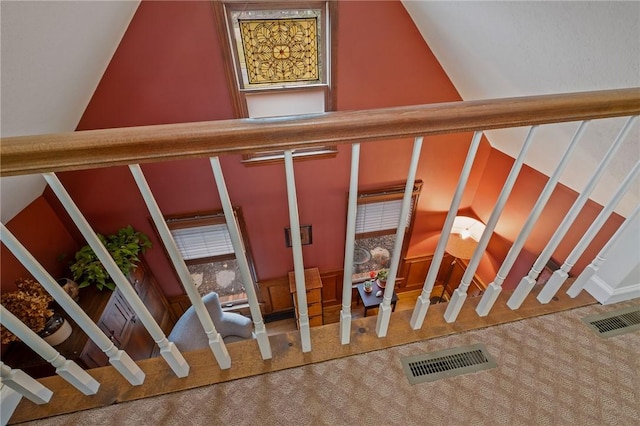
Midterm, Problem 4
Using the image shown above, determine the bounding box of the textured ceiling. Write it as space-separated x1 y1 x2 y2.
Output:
402 0 640 217
1 1 638 222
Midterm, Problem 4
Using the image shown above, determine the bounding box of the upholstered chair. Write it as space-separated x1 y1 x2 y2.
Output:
168 292 254 351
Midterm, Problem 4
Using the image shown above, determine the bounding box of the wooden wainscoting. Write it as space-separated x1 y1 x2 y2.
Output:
401 255 435 290
400 253 487 298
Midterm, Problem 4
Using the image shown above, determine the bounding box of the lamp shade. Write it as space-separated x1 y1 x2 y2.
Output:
451 216 486 242
445 233 478 260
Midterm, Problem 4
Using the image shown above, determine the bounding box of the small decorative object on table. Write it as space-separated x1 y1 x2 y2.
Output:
57 278 80 302
376 268 389 289
363 280 373 293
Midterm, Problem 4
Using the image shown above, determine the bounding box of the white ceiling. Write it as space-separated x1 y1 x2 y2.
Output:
0 0 139 222
403 0 640 217
1 1 638 223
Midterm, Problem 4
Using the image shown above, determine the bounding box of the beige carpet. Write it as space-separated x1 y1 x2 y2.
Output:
19 300 640 426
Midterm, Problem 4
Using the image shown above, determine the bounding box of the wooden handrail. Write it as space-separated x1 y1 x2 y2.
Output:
1 88 639 177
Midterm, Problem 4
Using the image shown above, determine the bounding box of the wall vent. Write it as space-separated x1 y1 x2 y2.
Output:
581 305 640 338
400 343 496 384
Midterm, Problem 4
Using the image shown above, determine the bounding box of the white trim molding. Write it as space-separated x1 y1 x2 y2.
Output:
584 275 640 305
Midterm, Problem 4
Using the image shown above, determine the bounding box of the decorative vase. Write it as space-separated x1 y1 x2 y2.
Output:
57 278 80 302
39 313 72 346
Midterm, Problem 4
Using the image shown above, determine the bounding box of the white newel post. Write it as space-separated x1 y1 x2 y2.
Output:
340 143 360 344
0 224 146 385
43 173 190 378
376 137 423 337
410 131 482 329
0 307 99 395
476 121 588 316
209 157 272 360
284 150 311 352
0 362 53 404
508 116 637 309
566 203 640 299
537 161 640 303
129 165 232 369
444 126 538 323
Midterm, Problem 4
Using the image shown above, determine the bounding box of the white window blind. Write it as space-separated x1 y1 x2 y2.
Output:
170 223 234 260
355 199 411 234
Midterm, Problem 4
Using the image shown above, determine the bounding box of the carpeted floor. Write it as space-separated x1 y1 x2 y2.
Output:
20 300 639 426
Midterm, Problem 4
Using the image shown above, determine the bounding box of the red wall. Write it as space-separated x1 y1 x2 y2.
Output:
1 196 80 292
15 0 622 298
471 149 624 289
52 0 484 297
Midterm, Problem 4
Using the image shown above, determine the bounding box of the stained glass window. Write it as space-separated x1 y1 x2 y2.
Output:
229 7 325 89
240 18 319 85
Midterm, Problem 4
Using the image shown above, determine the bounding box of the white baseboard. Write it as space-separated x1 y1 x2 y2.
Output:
584 275 640 305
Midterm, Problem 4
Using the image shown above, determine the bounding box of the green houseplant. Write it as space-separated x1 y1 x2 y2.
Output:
70 226 152 291
376 268 389 288
376 268 389 282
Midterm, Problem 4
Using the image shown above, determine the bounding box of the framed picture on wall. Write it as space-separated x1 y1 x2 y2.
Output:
284 225 313 247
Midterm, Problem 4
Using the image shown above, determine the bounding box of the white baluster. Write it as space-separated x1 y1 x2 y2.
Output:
0 363 53 404
0 307 99 395
284 150 311 352
0 224 145 385
411 131 483 329
340 143 360 344
376 137 423 337
43 173 190 377
538 160 640 303
444 126 538 323
508 116 637 309
209 157 272 359
129 165 232 368
566 203 640 298
477 121 588 316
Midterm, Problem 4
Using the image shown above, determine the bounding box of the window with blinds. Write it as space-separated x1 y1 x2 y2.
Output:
350 181 422 280
164 209 257 305
170 223 234 261
355 199 411 235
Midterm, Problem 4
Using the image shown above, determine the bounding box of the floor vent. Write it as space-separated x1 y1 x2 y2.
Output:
400 343 497 384
581 305 640 338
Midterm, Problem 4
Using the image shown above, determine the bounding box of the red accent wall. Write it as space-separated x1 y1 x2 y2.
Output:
20 0 621 298
53 0 485 297
77 1 235 129
471 149 624 289
1 196 79 292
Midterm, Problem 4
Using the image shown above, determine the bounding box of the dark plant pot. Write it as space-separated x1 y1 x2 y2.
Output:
38 313 72 346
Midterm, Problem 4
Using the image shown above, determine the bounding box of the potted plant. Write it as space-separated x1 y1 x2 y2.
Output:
70 225 152 291
363 280 373 293
376 268 389 288
1 278 71 346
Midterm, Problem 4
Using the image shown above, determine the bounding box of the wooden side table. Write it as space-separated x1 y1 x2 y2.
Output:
288 268 324 328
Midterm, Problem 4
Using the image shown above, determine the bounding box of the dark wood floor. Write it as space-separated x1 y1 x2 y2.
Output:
10 279 596 424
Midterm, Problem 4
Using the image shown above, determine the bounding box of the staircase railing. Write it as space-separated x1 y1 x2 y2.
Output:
1 88 639 423
2 88 638 176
